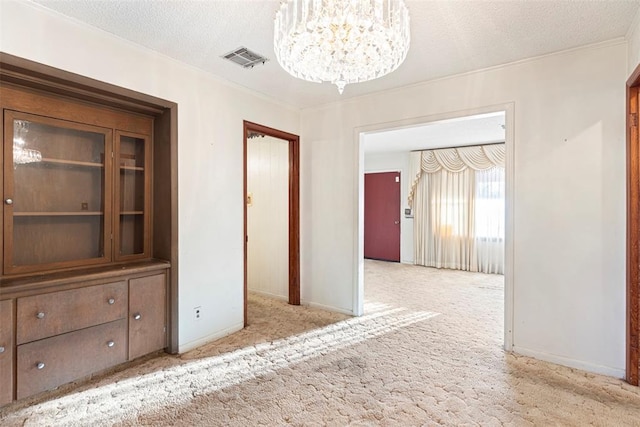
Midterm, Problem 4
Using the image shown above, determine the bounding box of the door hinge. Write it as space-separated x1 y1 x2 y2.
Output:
631 113 638 128
245 235 249 243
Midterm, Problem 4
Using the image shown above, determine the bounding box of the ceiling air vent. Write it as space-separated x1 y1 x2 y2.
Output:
222 47 269 69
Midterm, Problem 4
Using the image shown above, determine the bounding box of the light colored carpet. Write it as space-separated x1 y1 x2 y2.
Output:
2 260 640 425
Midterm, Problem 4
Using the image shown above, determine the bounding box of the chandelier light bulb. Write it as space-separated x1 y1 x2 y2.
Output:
274 0 411 94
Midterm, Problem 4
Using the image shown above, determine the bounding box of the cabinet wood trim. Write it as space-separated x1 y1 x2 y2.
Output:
0 299 14 405
0 54 169 115
0 260 169 299
0 84 153 136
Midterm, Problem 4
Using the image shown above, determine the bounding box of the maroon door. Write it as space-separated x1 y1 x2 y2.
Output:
364 172 401 262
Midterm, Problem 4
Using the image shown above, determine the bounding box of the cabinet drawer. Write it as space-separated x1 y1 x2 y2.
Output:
16 281 127 344
17 318 127 399
0 299 14 405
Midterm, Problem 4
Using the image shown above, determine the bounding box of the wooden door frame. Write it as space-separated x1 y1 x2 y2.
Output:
627 63 640 385
243 121 300 327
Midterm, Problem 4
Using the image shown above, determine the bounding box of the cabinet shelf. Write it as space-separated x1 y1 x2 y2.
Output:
14 212 104 217
40 158 104 168
120 211 144 215
120 166 144 171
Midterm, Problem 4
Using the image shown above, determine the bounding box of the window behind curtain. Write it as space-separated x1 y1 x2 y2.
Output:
475 167 505 241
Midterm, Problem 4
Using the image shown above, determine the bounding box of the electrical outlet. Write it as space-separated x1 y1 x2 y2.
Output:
194 306 202 321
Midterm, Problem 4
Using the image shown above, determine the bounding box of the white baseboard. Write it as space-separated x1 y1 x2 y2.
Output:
178 322 244 354
302 300 354 316
251 292 353 315
249 289 288 301
252 290 356 316
512 345 625 379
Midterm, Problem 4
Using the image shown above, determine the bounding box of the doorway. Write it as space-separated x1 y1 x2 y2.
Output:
364 172 401 262
355 105 514 351
243 121 300 327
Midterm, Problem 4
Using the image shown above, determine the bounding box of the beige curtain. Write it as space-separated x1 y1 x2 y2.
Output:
413 144 505 274
407 151 422 208
415 168 477 270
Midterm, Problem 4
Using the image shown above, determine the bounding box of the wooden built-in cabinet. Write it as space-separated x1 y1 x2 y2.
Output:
7 267 167 400
0 68 175 406
0 299 14 406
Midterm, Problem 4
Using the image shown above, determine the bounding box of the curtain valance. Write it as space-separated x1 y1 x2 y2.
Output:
408 144 504 208
421 144 505 173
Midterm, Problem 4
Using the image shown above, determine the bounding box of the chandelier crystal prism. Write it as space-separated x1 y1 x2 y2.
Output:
274 0 410 94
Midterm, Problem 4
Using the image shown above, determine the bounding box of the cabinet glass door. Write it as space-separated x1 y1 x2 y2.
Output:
3 111 112 273
115 132 149 259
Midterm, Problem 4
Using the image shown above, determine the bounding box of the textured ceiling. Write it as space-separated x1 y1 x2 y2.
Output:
364 112 506 153
31 0 640 109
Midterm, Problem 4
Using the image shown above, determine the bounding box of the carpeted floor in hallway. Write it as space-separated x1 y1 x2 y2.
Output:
2 259 640 425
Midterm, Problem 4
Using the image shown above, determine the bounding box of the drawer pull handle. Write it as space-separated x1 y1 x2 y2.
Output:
36 312 45 319
107 341 115 348
108 298 116 305
133 313 142 321
36 362 45 370
0 346 5 353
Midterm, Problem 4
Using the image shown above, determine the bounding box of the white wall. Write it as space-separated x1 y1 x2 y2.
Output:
247 136 289 299
300 41 628 377
0 0 301 352
364 151 413 264
628 10 640 76
1 0 632 378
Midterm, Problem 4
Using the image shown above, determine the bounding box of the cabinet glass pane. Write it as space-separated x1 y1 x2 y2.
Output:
10 117 107 267
119 135 145 256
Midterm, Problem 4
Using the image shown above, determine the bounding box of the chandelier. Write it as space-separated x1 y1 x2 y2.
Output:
274 0 410 94
13 120 42 166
